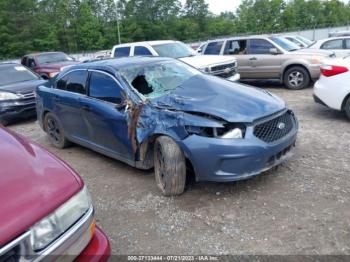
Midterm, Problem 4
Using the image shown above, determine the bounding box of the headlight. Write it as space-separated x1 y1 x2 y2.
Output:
200 67 210 73
220 128 243 139
0 92 20 101
30 187 92 251
49 71 59 78
186 125 245 139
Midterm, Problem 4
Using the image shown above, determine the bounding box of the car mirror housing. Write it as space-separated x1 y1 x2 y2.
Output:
270 48 280 55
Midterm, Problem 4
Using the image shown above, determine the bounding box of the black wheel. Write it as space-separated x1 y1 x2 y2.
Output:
344 96 350 120
154 136 186 196
40 74 49 80
284 66 310 90
44 113 70 149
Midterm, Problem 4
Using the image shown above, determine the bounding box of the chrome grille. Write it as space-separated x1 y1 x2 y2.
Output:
19 92 35 99
211 62 236 72
254 111 295 143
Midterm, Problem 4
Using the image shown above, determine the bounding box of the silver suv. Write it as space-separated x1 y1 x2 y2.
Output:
200 35 332 89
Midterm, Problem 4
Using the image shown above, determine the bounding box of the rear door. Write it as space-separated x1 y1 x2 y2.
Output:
246 39 282 79
80 70 133 162
222 39 251 78
53 70 89 141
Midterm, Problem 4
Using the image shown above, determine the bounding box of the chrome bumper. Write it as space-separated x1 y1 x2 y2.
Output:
0 206 94 262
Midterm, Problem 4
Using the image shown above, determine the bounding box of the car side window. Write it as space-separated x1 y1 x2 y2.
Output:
134 46 153 56
248 39 275 54
56 70 88 95
204 41 224 55
224 40 247 55
114 47 131 58
321 39 343 50
27 58 36 68
345 39 350 49
89 72 123 104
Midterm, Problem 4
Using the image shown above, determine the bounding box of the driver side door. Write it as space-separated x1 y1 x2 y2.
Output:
79 70 134 163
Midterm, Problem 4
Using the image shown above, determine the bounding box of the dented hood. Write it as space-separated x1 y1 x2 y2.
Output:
152 75 286 123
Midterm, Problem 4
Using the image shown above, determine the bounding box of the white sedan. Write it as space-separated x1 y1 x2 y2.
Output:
314 57 350 119
308 36 350 57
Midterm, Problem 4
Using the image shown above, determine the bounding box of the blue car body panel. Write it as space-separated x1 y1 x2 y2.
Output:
36 57 298 181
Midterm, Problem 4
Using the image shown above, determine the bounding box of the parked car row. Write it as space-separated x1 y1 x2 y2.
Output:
1 32 350 261
198 35 333 90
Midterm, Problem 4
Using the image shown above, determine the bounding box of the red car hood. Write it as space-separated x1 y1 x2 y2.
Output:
39 60 79 70
0 127 83 245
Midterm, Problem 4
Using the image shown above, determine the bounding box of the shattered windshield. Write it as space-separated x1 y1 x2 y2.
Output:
119 60 200 99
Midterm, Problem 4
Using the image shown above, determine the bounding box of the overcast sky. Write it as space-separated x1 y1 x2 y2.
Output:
181 0 350 15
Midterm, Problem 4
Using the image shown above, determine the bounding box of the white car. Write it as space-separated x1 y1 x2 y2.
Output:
308 36 350 57
314 57 350 119
111 40 240 81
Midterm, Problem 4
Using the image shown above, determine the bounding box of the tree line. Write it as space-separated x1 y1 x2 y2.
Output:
0 0 350 59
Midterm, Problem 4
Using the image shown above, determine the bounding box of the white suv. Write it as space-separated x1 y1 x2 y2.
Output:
111 40 240 81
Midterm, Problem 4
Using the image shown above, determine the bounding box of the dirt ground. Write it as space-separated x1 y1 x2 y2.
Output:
9 82 350 256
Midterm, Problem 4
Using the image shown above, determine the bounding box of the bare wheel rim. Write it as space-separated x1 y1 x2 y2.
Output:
288 71 304 87
156 144 167 190
47 118 61 144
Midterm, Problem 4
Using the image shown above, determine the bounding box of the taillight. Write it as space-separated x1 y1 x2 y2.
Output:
320 65 349 77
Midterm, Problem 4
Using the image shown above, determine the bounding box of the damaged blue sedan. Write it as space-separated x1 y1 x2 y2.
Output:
36 57 298 196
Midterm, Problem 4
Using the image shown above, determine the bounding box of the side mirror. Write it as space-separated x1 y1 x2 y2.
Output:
270 48 280 55
197 48 202 53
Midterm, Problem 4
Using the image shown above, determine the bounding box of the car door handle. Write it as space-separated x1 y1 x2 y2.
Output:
249 57 257 61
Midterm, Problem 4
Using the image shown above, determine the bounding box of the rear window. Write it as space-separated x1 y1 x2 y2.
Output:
0 64 39 86
114 47 131 58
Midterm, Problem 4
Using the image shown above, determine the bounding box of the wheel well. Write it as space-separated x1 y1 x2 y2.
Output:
138 135 197 182
341 93 350 110
40 74 49 80
283 64 311 81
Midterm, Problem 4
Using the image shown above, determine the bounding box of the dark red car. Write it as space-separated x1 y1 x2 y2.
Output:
0 126 110 261
21 52 79 79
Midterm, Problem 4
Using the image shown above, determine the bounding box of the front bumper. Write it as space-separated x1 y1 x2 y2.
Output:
179 115 298 182
75 227 111 262
0 99 36 122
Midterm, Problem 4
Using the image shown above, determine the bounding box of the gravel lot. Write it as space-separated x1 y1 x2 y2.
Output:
9 82 350 256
